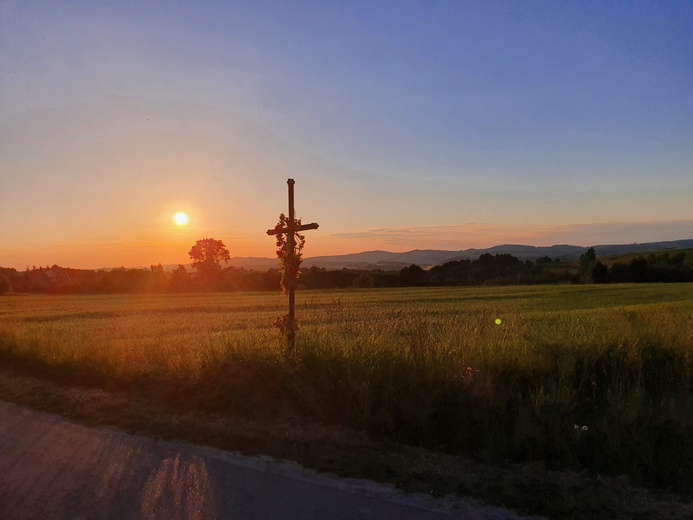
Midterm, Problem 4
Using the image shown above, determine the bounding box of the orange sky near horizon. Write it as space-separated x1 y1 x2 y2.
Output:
4 216 692 271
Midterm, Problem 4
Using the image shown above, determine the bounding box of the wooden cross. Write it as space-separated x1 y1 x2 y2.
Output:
267 178 319 348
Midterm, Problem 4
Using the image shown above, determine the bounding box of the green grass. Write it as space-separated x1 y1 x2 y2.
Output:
1 284 692 494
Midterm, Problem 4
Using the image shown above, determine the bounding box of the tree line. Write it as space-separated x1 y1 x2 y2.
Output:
2 247 691 295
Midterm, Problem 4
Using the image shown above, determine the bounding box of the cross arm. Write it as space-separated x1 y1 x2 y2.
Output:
296 222 319 232
267 222 319 235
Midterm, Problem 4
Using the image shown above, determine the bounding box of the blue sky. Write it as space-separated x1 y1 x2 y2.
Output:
1 1 692 268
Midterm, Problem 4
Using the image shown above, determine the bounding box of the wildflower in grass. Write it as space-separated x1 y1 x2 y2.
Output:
573 424 589 439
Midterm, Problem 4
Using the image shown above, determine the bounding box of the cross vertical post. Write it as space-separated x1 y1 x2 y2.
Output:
287 179 296 348
267 178 319 349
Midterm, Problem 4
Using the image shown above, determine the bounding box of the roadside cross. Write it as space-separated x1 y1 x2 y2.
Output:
267 178 319 348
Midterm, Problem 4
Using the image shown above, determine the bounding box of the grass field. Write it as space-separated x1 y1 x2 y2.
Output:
1 284 692 510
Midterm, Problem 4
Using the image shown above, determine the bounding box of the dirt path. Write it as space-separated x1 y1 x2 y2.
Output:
0 400 539 519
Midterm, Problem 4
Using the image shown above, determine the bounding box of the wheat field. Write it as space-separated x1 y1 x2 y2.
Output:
1 284 692 490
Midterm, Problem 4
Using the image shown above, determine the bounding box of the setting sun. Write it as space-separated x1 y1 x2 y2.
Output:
173 212 189 226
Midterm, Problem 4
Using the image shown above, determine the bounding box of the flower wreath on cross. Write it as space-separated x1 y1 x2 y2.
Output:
272 213 305 336
272 213 306 294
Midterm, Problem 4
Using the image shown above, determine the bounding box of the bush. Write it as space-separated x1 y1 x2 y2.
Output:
0 273 11 294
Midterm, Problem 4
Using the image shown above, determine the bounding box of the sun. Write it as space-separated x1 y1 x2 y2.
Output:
173 212 189 226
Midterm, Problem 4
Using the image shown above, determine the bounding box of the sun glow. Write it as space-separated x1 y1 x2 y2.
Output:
173 212 189 226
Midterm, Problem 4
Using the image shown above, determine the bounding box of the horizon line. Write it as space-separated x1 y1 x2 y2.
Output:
5 237 691 272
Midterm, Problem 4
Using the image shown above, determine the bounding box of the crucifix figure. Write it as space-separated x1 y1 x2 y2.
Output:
267 178 319 349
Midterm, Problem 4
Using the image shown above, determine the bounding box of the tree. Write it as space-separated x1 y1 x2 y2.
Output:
630 256 651 283
610 261 630 283
147 264 168 292
0 272 11 294
398 264 426 286
592 261 610 284
169 264 190 292
353 272 375 288
188 238 231 287
577 247 597 284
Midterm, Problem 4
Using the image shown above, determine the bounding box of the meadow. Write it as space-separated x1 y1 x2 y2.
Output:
0 284 692 496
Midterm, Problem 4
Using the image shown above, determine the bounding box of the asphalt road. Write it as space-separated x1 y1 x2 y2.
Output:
0 401 541 519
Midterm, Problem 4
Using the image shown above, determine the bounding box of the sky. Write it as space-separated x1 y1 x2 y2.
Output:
1 0 692 269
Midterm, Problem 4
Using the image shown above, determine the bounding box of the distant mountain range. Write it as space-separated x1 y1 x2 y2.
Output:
155 238 693 272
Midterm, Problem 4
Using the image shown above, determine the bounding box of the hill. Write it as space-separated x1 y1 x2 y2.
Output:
302 239 693 270
105 239 693 272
